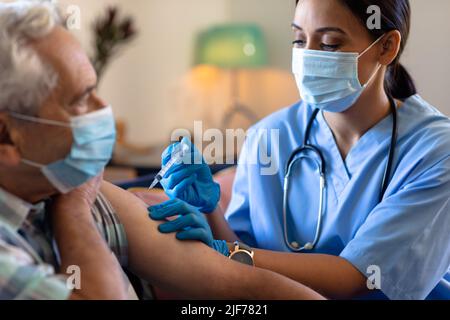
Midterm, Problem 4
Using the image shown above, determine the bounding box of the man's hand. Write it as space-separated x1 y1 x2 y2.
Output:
51 175 128 300
53 174 102 210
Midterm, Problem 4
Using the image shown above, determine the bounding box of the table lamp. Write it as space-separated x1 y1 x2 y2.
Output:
194 24 268 129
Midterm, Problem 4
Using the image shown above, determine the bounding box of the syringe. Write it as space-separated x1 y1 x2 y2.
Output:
148 142 190 190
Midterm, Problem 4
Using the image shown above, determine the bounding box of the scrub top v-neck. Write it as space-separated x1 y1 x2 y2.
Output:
225 94 450 300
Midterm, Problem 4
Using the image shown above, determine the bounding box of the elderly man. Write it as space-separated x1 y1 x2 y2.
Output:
0 1 323 300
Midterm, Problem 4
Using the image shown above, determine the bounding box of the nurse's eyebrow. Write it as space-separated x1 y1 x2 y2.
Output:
316 27 347 35
291 23 347 35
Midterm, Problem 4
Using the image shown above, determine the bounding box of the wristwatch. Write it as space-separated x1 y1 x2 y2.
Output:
228 241 255 266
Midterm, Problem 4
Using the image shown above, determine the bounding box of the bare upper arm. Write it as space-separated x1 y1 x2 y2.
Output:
100 181 252 298
99 181 324 300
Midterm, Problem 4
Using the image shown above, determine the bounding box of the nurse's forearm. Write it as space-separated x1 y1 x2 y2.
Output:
207 206 240 242
101 182 324 300
253 249 369 299
199 202 365 298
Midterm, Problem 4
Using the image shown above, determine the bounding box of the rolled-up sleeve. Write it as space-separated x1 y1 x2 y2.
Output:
91 192 129 267
340 156 450 300
0 252 71 300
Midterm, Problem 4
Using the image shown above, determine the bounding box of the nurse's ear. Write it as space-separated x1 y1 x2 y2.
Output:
378 30 402 66
0 113 21 167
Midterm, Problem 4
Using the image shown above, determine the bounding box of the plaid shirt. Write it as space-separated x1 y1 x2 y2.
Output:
0 188 135 300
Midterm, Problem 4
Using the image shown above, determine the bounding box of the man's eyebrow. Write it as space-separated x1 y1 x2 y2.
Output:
291 23 302 31
69 84 97 105
291 23 347 35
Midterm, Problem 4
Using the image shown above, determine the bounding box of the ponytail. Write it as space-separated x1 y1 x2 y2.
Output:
385 62 417 100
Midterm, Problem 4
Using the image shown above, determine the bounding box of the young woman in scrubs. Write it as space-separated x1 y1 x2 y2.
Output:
149 0 450 300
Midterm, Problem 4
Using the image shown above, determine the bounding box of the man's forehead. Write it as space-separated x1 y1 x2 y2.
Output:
30 26 96 101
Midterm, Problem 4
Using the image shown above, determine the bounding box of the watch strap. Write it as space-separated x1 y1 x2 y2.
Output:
234 241 252 253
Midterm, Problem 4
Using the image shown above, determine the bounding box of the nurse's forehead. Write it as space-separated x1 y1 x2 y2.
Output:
293 0 364 35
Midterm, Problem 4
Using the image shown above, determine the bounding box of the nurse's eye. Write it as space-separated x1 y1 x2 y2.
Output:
292 39 306 48
321 43 341 51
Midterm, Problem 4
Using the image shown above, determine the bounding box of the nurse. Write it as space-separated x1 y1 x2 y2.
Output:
149 0 450 300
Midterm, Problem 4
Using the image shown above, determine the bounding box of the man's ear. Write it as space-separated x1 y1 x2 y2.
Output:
0 113 21 167
379 30 402 66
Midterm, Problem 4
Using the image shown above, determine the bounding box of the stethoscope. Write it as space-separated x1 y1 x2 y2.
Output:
282 95 398 252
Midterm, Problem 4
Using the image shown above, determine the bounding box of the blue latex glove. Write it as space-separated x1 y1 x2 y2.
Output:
160 137 220 213
148 199 229 257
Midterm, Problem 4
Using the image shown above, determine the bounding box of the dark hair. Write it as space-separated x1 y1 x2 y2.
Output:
295 0 417 100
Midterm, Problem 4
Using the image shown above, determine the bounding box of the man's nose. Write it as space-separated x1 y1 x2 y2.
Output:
91 93 108 111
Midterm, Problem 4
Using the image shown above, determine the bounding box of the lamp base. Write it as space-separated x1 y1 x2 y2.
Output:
222 103 258 130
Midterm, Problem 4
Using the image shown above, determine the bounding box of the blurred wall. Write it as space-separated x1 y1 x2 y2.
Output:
402 0 450 115
231 0 450 116
58 0 300 147
59 0 230 146
228 0 296 70
58 0 450 148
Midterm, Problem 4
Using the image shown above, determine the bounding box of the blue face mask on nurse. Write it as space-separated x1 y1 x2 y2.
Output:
150 0 450 300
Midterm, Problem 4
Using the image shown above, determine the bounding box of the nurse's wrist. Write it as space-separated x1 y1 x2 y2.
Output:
205 206 223 229
201 182 221 214
212 240 230 257
202 202 219 214
203 196 222 218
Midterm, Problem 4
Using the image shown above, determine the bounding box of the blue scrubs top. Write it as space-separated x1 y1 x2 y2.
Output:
225 95 450 300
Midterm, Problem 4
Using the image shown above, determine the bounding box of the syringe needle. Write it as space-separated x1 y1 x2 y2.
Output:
148 141 190 190
148 179 159 190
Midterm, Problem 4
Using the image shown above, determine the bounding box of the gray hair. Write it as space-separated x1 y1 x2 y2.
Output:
0 0 62 115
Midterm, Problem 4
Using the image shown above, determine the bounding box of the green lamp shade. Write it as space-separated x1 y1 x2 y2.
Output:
194 24 268 69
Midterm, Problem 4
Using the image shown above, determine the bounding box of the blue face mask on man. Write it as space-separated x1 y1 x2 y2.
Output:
292 35 385 113
10 106 116 194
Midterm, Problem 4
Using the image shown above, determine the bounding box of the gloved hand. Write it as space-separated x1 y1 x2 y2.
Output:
160 137 220 213
148 198 230 257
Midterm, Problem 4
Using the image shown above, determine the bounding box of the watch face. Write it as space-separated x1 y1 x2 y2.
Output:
230 251 253 265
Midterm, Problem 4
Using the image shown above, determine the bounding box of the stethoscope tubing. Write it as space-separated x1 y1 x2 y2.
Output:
283 96 398 252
